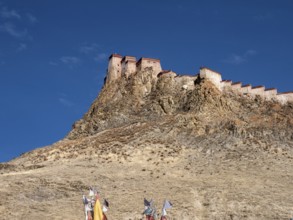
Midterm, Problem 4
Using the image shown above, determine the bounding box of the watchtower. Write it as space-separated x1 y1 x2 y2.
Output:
106 54 122 83
199 67 222 90
136 57 162 78
121 56 137 78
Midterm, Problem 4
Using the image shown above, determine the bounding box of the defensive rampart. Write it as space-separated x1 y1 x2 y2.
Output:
105 54 292 104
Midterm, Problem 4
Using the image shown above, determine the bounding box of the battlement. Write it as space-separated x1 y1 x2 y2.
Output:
199 67 222 89
104 54 292 104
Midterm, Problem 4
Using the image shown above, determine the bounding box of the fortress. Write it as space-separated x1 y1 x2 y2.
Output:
105 54 293 104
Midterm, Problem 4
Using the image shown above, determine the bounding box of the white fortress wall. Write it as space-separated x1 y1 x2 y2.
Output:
240 84 252 94
221 80 232 91
250 86 265 97
105 55 292 105
125 60 137 78
200 67 222 90
137 58 162 78
277 92 293 104
107 54 123 83
264 88 277 100
277 93 288 104
287 93 293 102
231 82 242 93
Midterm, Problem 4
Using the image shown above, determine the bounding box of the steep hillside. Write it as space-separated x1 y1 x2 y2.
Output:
1 63 293 220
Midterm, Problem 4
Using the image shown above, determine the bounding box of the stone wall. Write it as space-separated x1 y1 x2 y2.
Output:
240 84 252 94
250 86 265 97
277 92 293 104
221 80 232 92
199 67 222 90
231 82 242 93
264 88 277 100
136 58 162 78
107 54 162 83
105 54 292 104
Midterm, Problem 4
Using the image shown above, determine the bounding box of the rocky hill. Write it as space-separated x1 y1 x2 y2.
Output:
1 58 293 220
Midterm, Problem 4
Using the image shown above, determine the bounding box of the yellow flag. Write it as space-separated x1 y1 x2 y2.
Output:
94 199 103 220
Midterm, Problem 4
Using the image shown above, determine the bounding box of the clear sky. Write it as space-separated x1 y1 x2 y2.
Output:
1 0 293 162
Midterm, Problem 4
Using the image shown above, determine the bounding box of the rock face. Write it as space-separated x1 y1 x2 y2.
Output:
1 59 293 220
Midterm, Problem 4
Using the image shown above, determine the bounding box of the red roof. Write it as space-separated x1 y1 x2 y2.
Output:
242 84 251 88
125 60 136 64
277 91 293 95
137 57 160 64
109 54 123 60
121 56 136 62
231 81 242 85
252 86 265 89
265 88 277 91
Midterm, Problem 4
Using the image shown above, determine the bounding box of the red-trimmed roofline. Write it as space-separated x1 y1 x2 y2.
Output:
277 91 293 95
121 56 136 62
265 88 277 91
231 82 242 85
200 67 221 76
125 60 136 64
109 54 123 60
252 86 265 89
242 84 251 88
137 57 160 64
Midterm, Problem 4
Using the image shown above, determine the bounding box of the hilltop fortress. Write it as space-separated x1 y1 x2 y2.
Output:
105 54 293 104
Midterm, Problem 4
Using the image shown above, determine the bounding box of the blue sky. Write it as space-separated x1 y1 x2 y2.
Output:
1 0 293 162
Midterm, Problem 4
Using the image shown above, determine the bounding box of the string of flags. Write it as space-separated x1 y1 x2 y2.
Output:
143 198 173 220
82 187 109 220
82 188 173 220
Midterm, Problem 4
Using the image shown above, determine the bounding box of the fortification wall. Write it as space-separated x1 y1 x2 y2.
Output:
124 61 136 78
264 88 277 100
241 85 252 94
137 58 162 78
107 54 162 83
221 80 232 91
231 82 242 93
277 92 293 104
250 86 265 97
200 67 222 90
105 54 292 104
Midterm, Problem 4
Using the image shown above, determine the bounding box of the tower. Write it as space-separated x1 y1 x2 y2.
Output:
106 54 123 83
136 58 162 78
121 56 137 78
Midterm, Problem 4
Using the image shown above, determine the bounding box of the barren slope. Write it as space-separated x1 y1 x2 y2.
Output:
1 69 293 220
